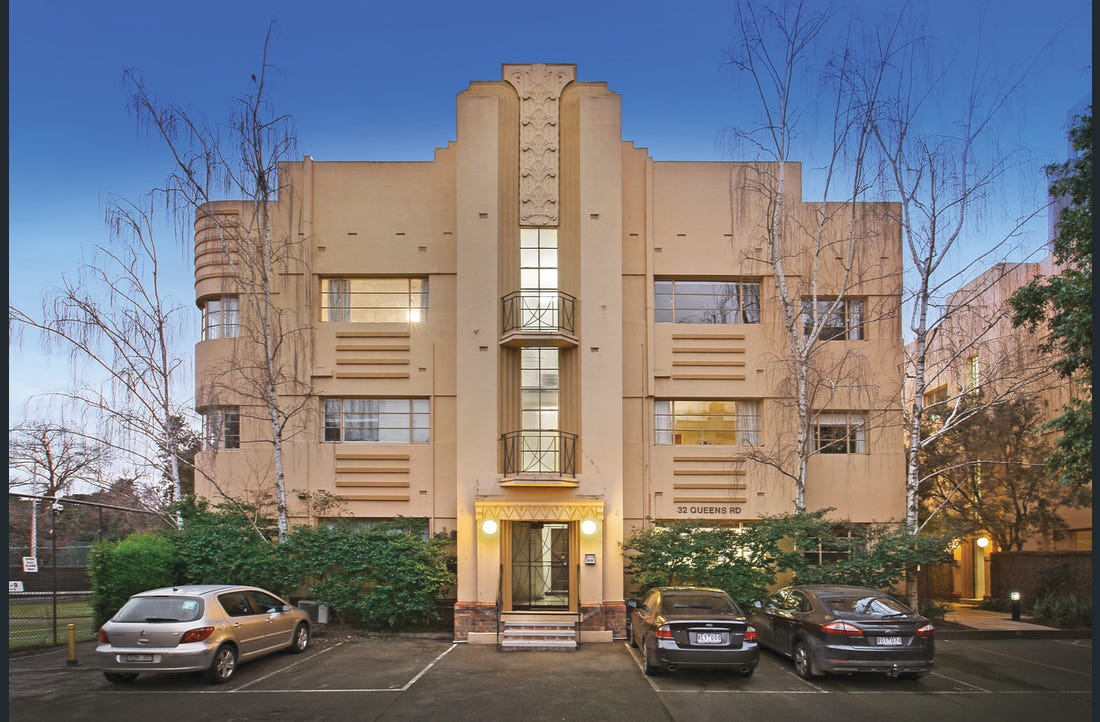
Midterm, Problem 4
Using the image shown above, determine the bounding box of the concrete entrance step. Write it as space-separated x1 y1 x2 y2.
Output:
500 620 578 651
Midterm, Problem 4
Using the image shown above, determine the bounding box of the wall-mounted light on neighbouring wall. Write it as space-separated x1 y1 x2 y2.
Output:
580 519 598 535
976 537 990 548
482 519 498 535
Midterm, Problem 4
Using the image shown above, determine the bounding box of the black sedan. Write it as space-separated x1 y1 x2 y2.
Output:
748 584 934 679
628 586 758 677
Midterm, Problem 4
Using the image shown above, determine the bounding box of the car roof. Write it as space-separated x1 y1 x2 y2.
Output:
132 584 262 597
790 585 886 595
657 586 730 595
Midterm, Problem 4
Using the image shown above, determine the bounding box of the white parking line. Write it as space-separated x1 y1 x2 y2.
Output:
233 642 345 691
929 671 992 692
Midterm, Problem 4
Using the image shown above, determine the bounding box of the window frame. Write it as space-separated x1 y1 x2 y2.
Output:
321 277 429 323
322 398 430 444
801 298 865 341
812 412 867 454
654 279 762 325
202 407 240 451
201 295 240 340
654 399 762 446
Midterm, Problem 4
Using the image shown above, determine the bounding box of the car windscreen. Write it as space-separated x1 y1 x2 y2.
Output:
660 593 741 616
822 594 912 618
114 596 205 623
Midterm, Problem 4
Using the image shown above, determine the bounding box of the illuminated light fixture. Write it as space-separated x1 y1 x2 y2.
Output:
976 537 990 548
481 519 498 535
580 519 598 535
1010 591 1021 601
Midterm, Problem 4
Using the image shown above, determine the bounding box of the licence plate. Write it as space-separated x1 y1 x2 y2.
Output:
875 637 903 646
125 654 154 662
692 632 726 645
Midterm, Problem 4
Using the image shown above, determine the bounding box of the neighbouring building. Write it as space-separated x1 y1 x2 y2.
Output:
192 64 906 642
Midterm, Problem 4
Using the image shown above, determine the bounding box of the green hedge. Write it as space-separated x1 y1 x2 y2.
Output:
88 533 177 627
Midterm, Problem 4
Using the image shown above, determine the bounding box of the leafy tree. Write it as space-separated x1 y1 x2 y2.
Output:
622 511 949 607
1011 108 1093 489
919 398 1088 550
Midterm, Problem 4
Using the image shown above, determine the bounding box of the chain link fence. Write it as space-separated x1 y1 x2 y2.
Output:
9 544 95 651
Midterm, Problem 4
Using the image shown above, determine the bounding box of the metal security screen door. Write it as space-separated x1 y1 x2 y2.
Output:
510 522 570 610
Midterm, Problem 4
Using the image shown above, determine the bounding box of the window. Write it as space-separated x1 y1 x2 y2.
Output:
801 298 864 340
201 296 240 340
655 280 761 324
654 400 761 446
923 385 949 421
965 354 981 396
520 229 558 291
321 278 428 323
519 348 561 472
323 398 429 443
813 413 866 454
202 407 240 451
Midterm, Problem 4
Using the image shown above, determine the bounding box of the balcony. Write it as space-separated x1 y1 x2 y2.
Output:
500 291 577 347
500 430 578 486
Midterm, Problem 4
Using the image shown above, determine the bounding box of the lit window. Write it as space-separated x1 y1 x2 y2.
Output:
654 400 761 446
202 407 240 451
201 296 240 340
813 413 866 454
655 280 761 324
321 278 428 323
964 354 981 396
923 385 948 421
323 398 429 443
801 298 864 340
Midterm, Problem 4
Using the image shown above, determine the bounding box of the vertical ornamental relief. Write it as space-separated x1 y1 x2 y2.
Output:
503 64 575 227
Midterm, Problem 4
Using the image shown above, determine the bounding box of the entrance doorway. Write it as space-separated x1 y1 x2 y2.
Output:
510 522 570 610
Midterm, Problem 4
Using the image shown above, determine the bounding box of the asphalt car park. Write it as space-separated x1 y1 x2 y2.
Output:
8 634 1092 721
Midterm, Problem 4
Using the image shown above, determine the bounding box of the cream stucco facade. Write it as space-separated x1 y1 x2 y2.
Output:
192 64 906 641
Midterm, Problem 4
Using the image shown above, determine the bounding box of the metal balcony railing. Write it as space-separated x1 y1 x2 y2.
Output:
501 430 577 478
501 291 576 337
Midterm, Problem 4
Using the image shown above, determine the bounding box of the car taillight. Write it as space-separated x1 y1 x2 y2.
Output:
655 625 674 640
97 628 110 644
179 627 216 644
915 623 935 637
822 620 864 636
744 626 757 642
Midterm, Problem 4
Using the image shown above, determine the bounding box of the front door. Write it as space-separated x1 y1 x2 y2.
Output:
511 522 570 610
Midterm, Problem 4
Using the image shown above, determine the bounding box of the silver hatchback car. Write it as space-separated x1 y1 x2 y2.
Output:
97 584 311 684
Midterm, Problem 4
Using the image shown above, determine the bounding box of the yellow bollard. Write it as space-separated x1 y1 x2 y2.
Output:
66 624 78 666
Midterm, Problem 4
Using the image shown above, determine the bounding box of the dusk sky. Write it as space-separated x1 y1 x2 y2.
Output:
8 0 1093 427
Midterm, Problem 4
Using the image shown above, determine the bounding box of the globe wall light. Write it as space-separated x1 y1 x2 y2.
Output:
580 519 598 535
481 519 498 535
975 537 990 548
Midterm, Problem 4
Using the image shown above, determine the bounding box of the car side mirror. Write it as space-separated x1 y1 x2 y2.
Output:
626 600 638 610
753 600 763 609
282 605 292 612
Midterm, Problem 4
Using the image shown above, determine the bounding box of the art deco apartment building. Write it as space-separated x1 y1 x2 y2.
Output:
193 64 905 642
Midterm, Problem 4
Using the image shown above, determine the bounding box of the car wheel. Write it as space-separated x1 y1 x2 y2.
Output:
203 644 238 684
103 672 138 684
628 625 637 649
642 638 662 676
793 640 822 679
289 623 310 654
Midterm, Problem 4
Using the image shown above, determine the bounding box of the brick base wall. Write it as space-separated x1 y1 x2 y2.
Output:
453 602 499 640
581 602 627 638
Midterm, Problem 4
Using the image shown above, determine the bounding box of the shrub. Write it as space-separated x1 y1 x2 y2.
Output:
919 600 953 622
170 499 279 590
88 533 177 627
1029 594 1092 628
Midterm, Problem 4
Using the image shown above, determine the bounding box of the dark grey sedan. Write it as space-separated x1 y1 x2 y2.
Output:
748 585 934 679
628 586 759 677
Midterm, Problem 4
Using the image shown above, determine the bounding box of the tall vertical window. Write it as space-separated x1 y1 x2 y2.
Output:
813 413 867 454
654 400 761 446
654 280 761 324
801 298 864 340
202 407 240 451
519 229 559 330
321 278 428 323
520 347 560 472
201 296 240 340
964 354 981 396
322 398 429 443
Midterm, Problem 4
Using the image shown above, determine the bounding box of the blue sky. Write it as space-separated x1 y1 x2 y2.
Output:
8 0 1093 426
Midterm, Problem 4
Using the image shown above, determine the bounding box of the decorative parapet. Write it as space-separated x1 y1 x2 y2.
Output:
503 64 575 227
475 499 603 523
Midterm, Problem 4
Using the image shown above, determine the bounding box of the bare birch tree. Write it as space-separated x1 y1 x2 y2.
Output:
9 196 197 528
726 0 895 511
124 24 307 541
